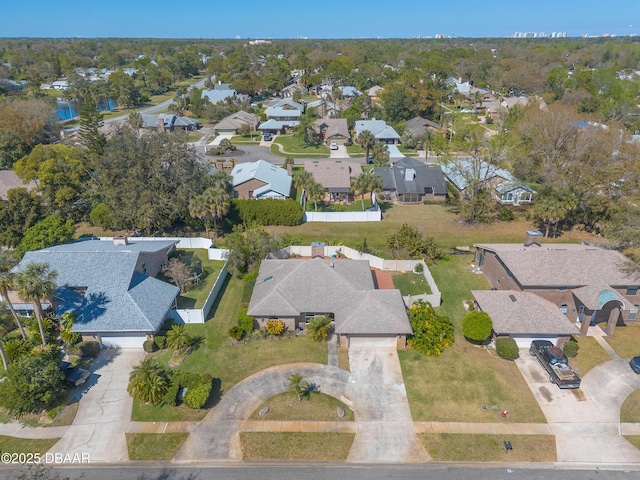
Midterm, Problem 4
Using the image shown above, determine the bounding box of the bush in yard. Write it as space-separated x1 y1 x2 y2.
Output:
306 315 332 342
162 381 180 407
461 311 493 344
496 337 519 360
184 381 212 409
407 300 454 356
76 341 101 357
143 339 157 353
127 358 171 406
154 335 166 350
266 319 285 336
237 308 254 333
563 340 579 357
166 324 192 351
497 208 515 221
228 326 245 341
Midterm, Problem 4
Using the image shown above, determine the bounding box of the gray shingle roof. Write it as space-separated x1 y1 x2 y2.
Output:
354 119 400 139
472 289 579 336
441 157 517 191
15 239 179 334
248 258 412 335
372 159 447 196
474 243 639 287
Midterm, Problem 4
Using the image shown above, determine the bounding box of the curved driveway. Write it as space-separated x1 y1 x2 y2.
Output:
174 348 430 464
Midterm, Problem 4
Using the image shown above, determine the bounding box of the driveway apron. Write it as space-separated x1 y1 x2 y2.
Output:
516 351 640 464
47 349 145 463
346 345 430 463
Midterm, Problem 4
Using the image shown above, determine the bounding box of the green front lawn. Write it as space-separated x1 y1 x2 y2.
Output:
0 435 59 455
126 433 188 461
399 255 546 423
346 144 365 156
231 134 261 144
133 274 328 422
605 323 640 359
568 336 611 376
240 432 354 460
391 272 432 295
249 391 354 421
621 390 640 423
421 433 556 462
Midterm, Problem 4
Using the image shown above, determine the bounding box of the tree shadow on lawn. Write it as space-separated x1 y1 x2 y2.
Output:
203 378 223 408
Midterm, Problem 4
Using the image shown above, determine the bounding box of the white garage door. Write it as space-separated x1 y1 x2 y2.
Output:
512 335 559 349
348 336 397 349
99 334 146 349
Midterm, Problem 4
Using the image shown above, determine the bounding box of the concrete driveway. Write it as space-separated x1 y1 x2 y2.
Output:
329 145 350 158
347 343 430 463
516 349 640 464
47 349 145 463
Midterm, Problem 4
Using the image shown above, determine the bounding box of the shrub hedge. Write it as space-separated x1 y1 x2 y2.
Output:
563 340 579 357
143 339 157 353
496 337 519 360
76 341 101 357
461 311 493 344
229 199 304 226
237 308 254 334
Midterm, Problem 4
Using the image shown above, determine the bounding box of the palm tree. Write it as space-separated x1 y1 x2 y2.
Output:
202 186 231 237
188 195 210 238
306 315 332 342
367 173 383 209
352 172 382 211
127 358 171 406
166 324 192 351
307 181 326 212
13 262 57 346
287 372 309 402
0 252 26 340
356 130 376 160
0 341 7 370
293 169 314 193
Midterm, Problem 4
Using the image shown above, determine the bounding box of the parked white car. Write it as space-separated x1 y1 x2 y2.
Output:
330 142 338 150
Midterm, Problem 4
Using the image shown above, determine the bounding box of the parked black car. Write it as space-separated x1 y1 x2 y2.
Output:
630 356 640 374
60 361 91 387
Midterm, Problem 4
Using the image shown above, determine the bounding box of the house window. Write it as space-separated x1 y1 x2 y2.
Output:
560 304 568 314
248 190 254 198
630 306 639 320
521 193 532 201
626 286 639 296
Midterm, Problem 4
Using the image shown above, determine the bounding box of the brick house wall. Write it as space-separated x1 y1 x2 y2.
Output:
234 178 268 200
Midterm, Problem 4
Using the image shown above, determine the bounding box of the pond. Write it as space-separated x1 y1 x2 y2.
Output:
55 98 117 120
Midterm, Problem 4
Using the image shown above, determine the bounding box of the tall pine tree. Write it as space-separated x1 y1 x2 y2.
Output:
79 97 106 156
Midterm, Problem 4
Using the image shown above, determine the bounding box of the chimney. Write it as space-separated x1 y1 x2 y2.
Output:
286 162 292 175
157 117 165 132
113 236 128 246
524 230 543 247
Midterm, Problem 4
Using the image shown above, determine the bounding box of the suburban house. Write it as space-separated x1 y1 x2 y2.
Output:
306 99 340 118
472 289 579 348
51 80 69 90
473 231 640 340
312 118 350 145
247 257 413 348
0 170 37 200
367 85 384 105
354 118 401 144
213 111 260 135
142 114 199 132
304 159 362 203
338 86 361 98
441 157 536 205
230 160 292 200
8 237 179 348
259 99 303 133
372 158 447 203
405 116 444 137
202 82 236 103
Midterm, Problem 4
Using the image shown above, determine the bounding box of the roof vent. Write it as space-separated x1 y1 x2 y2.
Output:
509 294 517 302
524 230 543 247
113 236 128 246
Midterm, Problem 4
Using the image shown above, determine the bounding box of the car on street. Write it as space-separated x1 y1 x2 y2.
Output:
330 142 338 150
630 356 640 374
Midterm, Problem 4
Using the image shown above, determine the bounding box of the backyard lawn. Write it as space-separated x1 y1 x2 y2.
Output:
399 255 547 423
391 272 432 295
168 249 226 309
265 204 594 254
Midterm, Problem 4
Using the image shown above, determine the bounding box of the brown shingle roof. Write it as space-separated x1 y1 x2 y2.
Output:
304 160 362 191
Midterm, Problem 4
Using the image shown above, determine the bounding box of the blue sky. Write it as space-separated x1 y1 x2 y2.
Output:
1 0 638 38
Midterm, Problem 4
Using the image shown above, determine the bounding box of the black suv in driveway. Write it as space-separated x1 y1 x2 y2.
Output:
60 361 90 387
